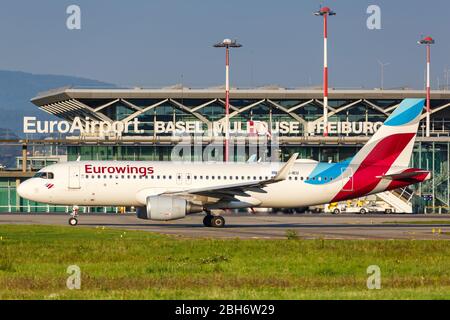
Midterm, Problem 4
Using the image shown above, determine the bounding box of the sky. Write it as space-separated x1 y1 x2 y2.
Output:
0 0 449 89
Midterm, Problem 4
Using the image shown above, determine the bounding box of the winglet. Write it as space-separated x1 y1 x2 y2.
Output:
273 153 299 182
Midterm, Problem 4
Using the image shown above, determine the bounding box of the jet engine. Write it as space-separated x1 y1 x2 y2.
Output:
136 196 203 221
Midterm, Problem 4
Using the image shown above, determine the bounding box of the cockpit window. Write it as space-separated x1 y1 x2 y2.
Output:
34 172 54 179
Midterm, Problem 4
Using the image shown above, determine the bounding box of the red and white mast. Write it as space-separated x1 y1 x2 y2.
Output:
214 39 242 162
418 36 435 138
315 6 335 137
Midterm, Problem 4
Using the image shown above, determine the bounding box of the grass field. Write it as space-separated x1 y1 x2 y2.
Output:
0 225 450 300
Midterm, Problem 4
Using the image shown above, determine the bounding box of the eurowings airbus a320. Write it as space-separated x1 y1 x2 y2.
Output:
18 99 431 228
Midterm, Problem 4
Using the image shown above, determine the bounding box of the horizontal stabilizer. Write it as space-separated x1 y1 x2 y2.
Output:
377 170 430 180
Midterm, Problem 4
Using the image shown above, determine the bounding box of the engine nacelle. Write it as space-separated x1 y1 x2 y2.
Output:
136 196 203 221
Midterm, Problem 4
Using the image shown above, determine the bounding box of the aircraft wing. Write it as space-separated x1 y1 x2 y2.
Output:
163 153 299 198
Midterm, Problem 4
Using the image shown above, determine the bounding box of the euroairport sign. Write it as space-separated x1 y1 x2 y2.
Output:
23 117 383 136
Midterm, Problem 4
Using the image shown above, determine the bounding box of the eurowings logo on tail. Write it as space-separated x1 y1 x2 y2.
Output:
331 98 428 202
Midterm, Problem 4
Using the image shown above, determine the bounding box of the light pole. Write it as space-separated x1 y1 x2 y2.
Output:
377 60 389 90
315 6 336 137
214 39 242 162
444 66 449 91
418 36 435 137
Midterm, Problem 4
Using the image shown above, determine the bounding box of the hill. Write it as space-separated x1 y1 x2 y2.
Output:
0 70 114 136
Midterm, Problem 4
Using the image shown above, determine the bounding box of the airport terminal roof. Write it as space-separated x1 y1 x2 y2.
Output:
32 87 450 106
30 87 450 125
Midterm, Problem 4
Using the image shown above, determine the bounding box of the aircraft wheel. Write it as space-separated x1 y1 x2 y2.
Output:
210 216 226 228
203 215 212 227
69 217 78 226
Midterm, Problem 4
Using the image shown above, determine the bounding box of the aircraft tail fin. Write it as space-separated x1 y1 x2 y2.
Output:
351 98 425 169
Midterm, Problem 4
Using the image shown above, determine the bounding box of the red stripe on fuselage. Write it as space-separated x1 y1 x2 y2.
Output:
331 133 416 202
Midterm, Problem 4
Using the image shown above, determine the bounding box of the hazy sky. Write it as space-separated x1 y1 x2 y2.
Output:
0 0 449 89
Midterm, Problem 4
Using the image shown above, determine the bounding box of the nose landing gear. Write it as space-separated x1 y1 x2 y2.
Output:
68 206 79 226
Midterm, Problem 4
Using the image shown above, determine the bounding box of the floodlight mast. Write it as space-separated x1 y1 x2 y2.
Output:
418 36 435 137
314 6 335 137
213 39 242 162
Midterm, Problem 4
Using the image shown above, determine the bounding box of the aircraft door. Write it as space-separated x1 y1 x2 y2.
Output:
341 168 354 191
69 167 81 189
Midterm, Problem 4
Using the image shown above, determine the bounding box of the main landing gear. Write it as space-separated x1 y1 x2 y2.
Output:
203 214 226 228
68 206 79 226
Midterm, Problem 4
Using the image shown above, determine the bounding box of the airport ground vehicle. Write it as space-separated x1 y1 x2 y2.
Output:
326 199 396 214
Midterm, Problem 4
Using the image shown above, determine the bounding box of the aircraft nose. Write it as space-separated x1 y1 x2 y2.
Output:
17 180 32 199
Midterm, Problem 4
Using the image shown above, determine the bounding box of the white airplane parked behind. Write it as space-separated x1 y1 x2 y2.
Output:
18 99 431 228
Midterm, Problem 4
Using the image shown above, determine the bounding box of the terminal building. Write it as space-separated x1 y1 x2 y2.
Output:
1 87 449 214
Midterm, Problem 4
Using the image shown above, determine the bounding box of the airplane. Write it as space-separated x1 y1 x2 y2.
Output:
18 98 431 228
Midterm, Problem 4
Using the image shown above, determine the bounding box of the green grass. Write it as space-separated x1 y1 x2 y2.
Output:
0 225 450 300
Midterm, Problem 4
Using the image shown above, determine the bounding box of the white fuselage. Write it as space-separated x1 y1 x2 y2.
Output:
17 160 400 209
